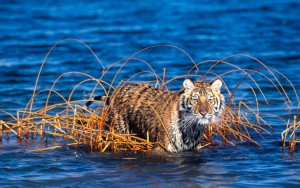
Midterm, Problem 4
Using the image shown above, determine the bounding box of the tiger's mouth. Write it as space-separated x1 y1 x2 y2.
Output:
194 113 213 125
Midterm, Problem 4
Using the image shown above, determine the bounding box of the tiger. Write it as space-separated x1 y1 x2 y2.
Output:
84 79 225 152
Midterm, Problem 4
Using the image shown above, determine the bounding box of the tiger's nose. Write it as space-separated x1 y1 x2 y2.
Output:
200 110 208 116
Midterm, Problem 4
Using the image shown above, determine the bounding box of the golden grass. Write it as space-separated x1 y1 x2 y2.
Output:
0 99 273 154
282 114 300 153
0 104 164 155
0 40 299 155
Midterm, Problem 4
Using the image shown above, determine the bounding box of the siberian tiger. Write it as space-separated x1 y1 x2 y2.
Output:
85 79 225 152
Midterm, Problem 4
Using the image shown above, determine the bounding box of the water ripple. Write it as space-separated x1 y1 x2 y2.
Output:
0 0 300 187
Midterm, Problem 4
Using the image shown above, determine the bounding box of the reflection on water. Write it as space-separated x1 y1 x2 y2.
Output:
0 0 300 187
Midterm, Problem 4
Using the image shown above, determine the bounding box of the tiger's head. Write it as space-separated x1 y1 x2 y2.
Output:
179 79 225 125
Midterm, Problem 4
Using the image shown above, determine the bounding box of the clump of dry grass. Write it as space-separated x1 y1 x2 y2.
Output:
0 40 298 155
0 107 160 154
282 114 300 153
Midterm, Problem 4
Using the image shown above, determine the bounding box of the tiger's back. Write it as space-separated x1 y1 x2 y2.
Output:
108 84 177 145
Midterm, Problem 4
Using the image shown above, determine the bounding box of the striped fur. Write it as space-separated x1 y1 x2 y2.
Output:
98 79 225 152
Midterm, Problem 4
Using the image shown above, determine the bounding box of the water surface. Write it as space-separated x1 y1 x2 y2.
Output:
0 0 300 187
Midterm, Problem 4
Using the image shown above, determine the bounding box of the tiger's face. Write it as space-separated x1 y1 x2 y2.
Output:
179 79 225 125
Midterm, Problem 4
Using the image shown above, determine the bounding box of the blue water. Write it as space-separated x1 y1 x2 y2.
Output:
1 0 300 187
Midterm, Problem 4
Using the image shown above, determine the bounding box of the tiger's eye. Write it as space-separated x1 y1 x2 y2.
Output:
191 95 198 102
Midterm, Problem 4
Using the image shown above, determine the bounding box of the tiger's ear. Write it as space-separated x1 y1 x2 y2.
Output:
211 79 222 92
183 79 194 92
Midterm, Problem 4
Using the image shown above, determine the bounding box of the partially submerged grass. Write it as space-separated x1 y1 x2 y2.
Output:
282 114 300 153
0 40 299 155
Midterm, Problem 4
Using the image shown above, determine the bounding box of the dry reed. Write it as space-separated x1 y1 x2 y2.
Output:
282 114 300 153
0 40 298 155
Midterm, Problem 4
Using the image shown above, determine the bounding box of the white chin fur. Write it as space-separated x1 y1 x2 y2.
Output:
194 115 212 125
197 118 210 125
196 114 221 125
